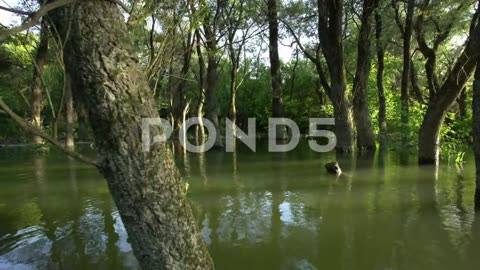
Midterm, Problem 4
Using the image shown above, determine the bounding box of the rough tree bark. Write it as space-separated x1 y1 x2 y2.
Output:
418 8 480 164
352 0 376 150
375 0 387 143
31 19 49 145
48 1 214 269
267 0 288 140
473 63 480 210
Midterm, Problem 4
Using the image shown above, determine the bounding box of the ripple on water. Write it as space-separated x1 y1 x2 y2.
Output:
0 225 52 270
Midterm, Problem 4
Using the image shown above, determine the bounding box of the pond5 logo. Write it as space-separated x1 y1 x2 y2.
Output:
141 118 337 153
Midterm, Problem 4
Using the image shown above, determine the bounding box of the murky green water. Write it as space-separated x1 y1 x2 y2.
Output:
1 142 480 270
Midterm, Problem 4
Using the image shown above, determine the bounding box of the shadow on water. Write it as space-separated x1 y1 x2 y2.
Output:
1 141 480 270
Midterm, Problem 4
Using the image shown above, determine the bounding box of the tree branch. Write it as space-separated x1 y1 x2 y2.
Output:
0 5 33 16
0 98 98 167
0 0 75 42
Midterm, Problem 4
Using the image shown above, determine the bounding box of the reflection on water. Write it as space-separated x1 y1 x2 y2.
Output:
1 142 480 270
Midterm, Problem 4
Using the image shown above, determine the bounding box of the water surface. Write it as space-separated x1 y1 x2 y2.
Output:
1 143 479 270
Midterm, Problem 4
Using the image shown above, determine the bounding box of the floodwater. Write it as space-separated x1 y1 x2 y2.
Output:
1 142 479 270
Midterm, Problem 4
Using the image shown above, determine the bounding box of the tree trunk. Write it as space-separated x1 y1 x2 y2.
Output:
195 30 206 140
267 0 288 140
48 2 214 269
473 63 480 210
31 19 49 145
316 0 354 152
400 0 415 131
458 88 467 120
330 75 355 152
352 0 376 150
375 2 387 142
204 25 223 148
229 58 238 125
173 34 194 137
76 102 89 142
418 16 480 164
65 71 74 150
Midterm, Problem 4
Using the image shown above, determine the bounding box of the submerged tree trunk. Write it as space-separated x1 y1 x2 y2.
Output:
267 0 288 140
473 63 480 210
48 2 214 269
64 72 74 150
375 1 387 143
31 19 49 145
352 0 376 150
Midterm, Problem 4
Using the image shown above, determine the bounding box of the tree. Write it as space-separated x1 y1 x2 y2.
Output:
352 0 376 150
267 0 288 140
201 0 224 148
224 0 255 129
64 71 74 150
47 1 214 269
30 19 49 145
375 0 387 143
194 29 207 140
474 62 480 210
284 0 354 152
392 0 415 139
418 3 480 164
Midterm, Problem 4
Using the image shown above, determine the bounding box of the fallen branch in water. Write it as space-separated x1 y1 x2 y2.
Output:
0 98 98 167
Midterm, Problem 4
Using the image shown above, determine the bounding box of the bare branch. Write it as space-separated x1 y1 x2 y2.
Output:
0 98 98 167
0 5 32 16
0 0 75 42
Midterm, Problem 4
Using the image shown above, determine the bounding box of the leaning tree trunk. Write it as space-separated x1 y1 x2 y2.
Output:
48 2 214 269
267 0 288 140
418 18 480 164
473 63 480 210
352 0 376 151
31 19 49 145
